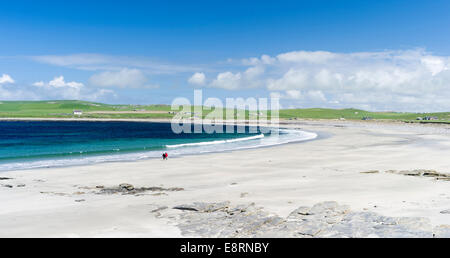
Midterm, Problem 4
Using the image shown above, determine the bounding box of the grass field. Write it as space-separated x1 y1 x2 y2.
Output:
0 100 175 119
279 108 450 123
0 100 449 123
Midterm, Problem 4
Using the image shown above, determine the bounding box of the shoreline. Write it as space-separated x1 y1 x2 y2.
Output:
1 119 450 237
0 124 320 173
1 116 449 128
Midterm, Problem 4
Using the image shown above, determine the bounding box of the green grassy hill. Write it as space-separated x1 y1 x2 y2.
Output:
279 108 450 121
0 100 449 123
0 100 174 119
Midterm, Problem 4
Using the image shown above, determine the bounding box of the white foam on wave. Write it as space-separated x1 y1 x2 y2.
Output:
166 134 265 148
0 129 317 172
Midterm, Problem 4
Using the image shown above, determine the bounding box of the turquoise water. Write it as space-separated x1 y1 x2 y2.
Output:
0 121 317 171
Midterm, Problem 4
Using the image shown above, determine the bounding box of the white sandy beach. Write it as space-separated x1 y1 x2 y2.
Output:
1 120 450 237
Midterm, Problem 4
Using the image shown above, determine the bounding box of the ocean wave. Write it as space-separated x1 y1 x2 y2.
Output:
166 134 265 148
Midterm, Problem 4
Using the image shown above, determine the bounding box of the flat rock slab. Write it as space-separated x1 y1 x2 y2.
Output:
94 184 184 195
440 209 450 214
385 169 450 180
154 201 450 238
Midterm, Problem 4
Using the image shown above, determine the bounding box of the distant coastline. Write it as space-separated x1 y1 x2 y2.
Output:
1 100 449 124
0 117 449 127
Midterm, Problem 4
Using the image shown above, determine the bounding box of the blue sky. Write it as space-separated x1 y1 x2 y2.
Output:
1 0 450 111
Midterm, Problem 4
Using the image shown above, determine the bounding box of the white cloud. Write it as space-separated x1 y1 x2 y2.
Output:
0 87 37 100
0 74 14 84
211 71 242 90
89 89 118 100
244 66 264 79
32 54 108 67
285 90 302 99
270 90 326 103
205 49 450 111
31 54 203 75
208 66 265 90
267 69 308 91
188 72 206 86
421 56 447 76
31 76 116 101
307 90 327 102
270 92 282 99
277 51 338 64
32 76 85 99
242 55 276 66
48 76 84 89
32 81 45 87
260 55 276 65
89 68 157 89
15 49 450 111
0 75 37 100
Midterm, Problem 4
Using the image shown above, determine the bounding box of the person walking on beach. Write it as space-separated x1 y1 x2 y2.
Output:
162 152 168 160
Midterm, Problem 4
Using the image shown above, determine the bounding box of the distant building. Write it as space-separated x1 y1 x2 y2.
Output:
73 110 83 116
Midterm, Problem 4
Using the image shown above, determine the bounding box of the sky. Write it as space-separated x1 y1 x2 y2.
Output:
1 0 450 111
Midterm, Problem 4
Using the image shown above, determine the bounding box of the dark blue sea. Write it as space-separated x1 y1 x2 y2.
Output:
0 121 317 171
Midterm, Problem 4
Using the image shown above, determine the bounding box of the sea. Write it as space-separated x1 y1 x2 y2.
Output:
0 121 317 171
